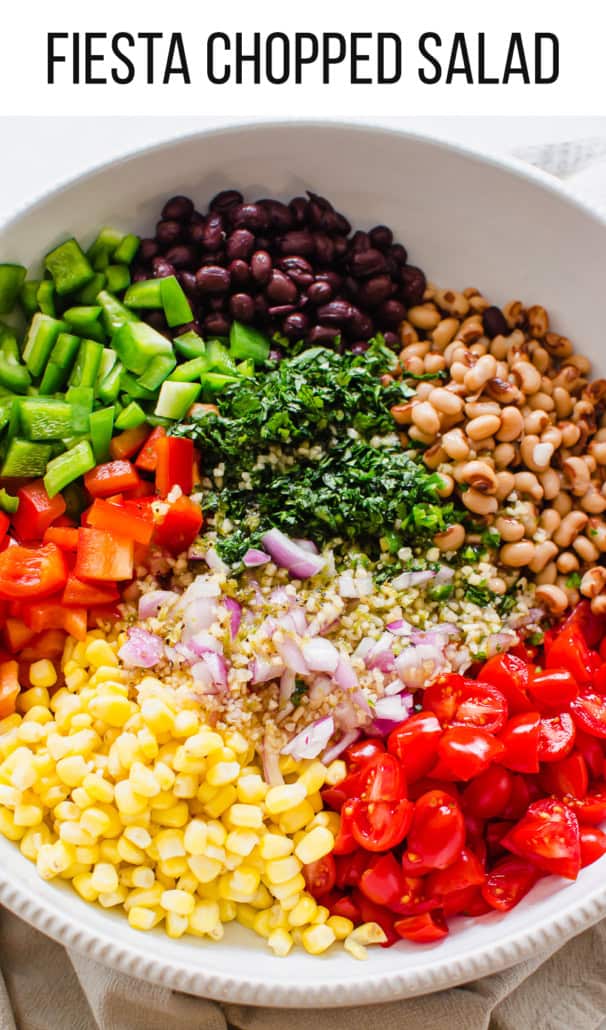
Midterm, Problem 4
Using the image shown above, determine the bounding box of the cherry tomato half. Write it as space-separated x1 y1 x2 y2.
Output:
579 825 606 867
356 752 406 802
425 847 485 898
387 712 442 783
302 854 336 895
501 798 581 880
345 738 385 767
350 798 414 852
537 712 576 763
462 764 514 820
394 911 448 944
573 730 604 780
360 852 406 908
423 674 508 734
499 712 541 774
480 653 532 714
564 789 606 826
406 789 465 870
539 752 589 799
546 623 595 685
570 692 606 739
431 726 505 781
528 668 578 710
481 856 541 912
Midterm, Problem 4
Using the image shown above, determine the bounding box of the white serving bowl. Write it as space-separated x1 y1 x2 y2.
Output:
1 122 605 1008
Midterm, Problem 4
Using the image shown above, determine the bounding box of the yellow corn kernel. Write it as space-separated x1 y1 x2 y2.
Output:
71 787 93 810
23 706 52 725
259 833 294 860
98 886 128 909
219 866 261 902
253 909 273 939
36 841 75 879
225 829 258 857
183 730 223 758
149 790 176 812
204 785 237 819
85 639 119 669
236 903 257 930
172 749 206 776
268 873 305 901
114 781 148 816
265 855 301 886
294 826 334 865
124 884 164 912
123 825 151 849
278 755 299 776
219 899 237 922
264 783 307 816
91 863 120 894
0 784 19 808
19 824 51 861
136 727 159 762
325 760 347 786
132 867 155 889
237 774 267 804
250 883 273 910
343 922 387 960
96 805 122 838
307 792 323 814
128 906 158 931
62 729 100 758
279 892 301 913
99 840 121 864
16 722 46 747
129 762 160 798
165 909 189 937
183 819 207 855
161 888 195 916
159 855 188 878
89 665 129 687
307 810 340 835
190 899 221 934
115 732 142 770
187 854 223 883
177 872 198 895
82 773 114 804
288 895 318 927
19 685 52 713
153 802 189 828
55 755 89 788
268 928 293 957
312 905 329 925
65 669 87 692
80 807 112 838
173 773 198 799
153 761 175 791
278 800 315 835
327 916 354 941
153 829 184 861
29 661 57 691
226 803 264 830
117 836 146 865
206 820 227 846
3 747 37 789
140 698 174 735
298 762 327 796
59 823 95 847
76 845 100 865
173 710 200 738
206 761 240 787
73 873 99 902
13 803 43 827
301 923 336 955
39 784 69 807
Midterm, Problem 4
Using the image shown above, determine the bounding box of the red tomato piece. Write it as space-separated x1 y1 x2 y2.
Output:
423 674 508 733
485 820 515 859
574 730 604 780
498 712 541 773
356 752 406 802
406 789 465 870
155 436 195 497
0 660 19 718
331 895 361 923
75 528 134 582
350 798 414 852
352 889 399 946
562 600 606 649
462 764 514 820
570 691 606 739
408 777 461 802
334 850 371 890
11 480 66 543
332 800 358 855
579 825 606 867
546 623 595 685
528 669 578 710
537 712 576 763
394 911 448 944
19 629 66 663
360 852 406 908
441 885 483 918
387 712 442 783
87 498 154 546
0 543 67 600
345 738 385 767
154 496 203 555
539 753 589 800
302 854 336 896
84 460 140 499
425 848 485 899
481 856 541 912
109 424 150 461
501 798 581 880
480 653 532 714
564 790 606 826
431 726 505 781
591 663 606 695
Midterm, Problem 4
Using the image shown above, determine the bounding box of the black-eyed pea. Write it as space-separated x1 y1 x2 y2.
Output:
495 471 516 501
526 305 549 339
488 576 508 595
402 356 425 376
562 456 591 497
586 518 606 552
513 471 544 503
552 492 573 517
390 404 413 426
489 335 510 361
468 294 491 314
589 440 606 465
528 541 558 574
553 510 589 548
431 317 460 350
494 443 516 469
434 288 470 318
530 345 550 374
442 428 470 461
407 304 441 331
428 387 464 417
464 354 497 392
425 353 446 375
560 422 581 448
450 361 469 384
544 332 573 359
461 488 498 516
495 516 525 543
496 407 524 442
415 382 434 401
573 535 600 564
439 411 467 434
539 508 561 536
401 342 429 360
535 584 568 616
570 354 592 376
520 436 554 473
527 392 555 412
408 425 435 446
502 300 525 329
539 469 561 501
513 361 542 396
423 443 447 470
582 454 597 474
465 400 500 419
398 322 419 348
456 321 485 346
500 540 536 567
411 401 440 437
485 378 520 406
524 410 550 435
541 426 562 451
557 576 580 608
536 562 557 586
436 474 454 498
580 567 606 600
591 595 606 615
556 551 579 574
594 428 606 442
434 524 466 551
553 387 574 420
461 460 497 493
580 487 606 515
467 414 501 442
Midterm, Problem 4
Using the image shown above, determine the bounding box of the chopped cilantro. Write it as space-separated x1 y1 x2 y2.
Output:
566 572 582 588
498 593 517 615
528 631 544 646
465 581 495 607
481 528 501 550
291 680 308 707
428 583 454 602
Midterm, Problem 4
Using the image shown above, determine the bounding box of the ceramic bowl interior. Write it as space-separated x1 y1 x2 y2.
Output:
1 122 605 1007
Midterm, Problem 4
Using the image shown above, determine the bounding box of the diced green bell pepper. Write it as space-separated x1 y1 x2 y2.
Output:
0 265 27 315
119 374 156 402
1 438 52 477
236 358 255 377
168 356 209 382
115 401 146 430
74 272 106 305
44 440 95 497
123 279 163 309
206 339 237 374
174 331 206 360
97 290 140 336
36 280 56 317
112 321 174 375
98 348 117 383
229 321 270 364
66 386 93 435
45 239 94 296
20 281 41 318
0 325 30 394
38 332 80 395
105 265 131 294
154 380 200 420
89 406 115 463
19 398 73 440
160 276 193 328
0 488 19 514
97 360 123 405
68 339 104 389
86 228 123 271
22 314 68 377
113 234 140 265
137 354 176 392
63 306 106 343
201 372 241 395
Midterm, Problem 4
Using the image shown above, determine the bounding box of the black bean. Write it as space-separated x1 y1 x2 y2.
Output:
204 313 231 336
259 199 293 231
266 270 298 305
342 276 360 300
164 245 196 269
228 259 251 287
348 248 387 278
210 189 244 213
315 271 343 292
254 295 269 320
377 298 407 328
178 271 197 296
389 243 408 266
349 230 370 253
276 256 314 288
229 293 255 323
139 238 159 262
156 220 183 246
307 325 340 345
201 214 224 252
400 265 426 306
307 281 333 305
195 265 231 294
307 192 339 232
152 258 176 279
383 331 399 349
226 229 255 262
250 250 272 285
268 304 297 318
279 230 315 257
282 312 309 338
313 233 335 266
358 275 394 308
162 195 194 221
335 212 352 235
317 299 353 327
350 341 370 355
188 222 206 245
289 197 309 225
347 308 374 339
333 237 348 260
483 305 509 339
269 348 284 362
369 225 393 250
145 310 169 333
230 203 269 232
132 271 148 283
209 296 227 312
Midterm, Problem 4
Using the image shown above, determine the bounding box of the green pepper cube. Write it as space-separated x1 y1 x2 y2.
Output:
173 331 206 360
113 234 140 265
89 406 115 463
229 321 270 364
74 272 106 305
154 380 200 421
68 339 104 389
112 321 174 375
97 348 117 383
119 372 157 402
0 397 16 433
22 314 68 377
105 265 131 295
200 372 241 395
97 360 123 405
236 358 255 378
0 265 27 315
206 339 237 374
18 398 73 440
168 356 209 383
38 362 63 396
97 290 140 336
115 401 147 431
0 488 19 514
123 279 163 310
43 440 96 498
160 276 193 328
51 331 81 370
0 328 30 395
66 386 94 435
20 280 41 318
1 438 52 477
36 280 56 317
44 239 95 296
86 228 124 272
63 305 106 343
137 353 176 392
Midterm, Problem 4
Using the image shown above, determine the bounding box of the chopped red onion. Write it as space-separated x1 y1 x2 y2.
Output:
386 619 414 636
205 547 229 574
282 606 308 635
281 716 335 760
366 632 396 673
337 569 374 599
280 669 296 703
223 597 242 638
334 655 358 690
261 739 284 786
353 636 375 661
243 548 271 568
138 590 178 620
372 694 413 734
391 570 436 590
275 636 309 675
118 628 164 669
180 576 221 603
181 598 218 642
200 650 228 689
191 660 218 692
395 643 444 688
262 528 325 579
251 656 285 684
485 629 518 657
434 565 455 585
186 631 223 656
321 729 361 764
302 637 340 673
292 538 319 554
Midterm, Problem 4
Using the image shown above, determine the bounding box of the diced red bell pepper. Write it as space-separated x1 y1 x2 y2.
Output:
87 498 154 546
0 660 20 718
0 513 9 546
12 480 66 542
0 543 67 600
154 496 203 555
75 527 134 582
84 460 140 499
24 602 87 641
155 436 195 497
43 526 80 551
135 426 166 472
3 618 35 653
19 629 66 663
62 574 120 607
109 424 150 461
